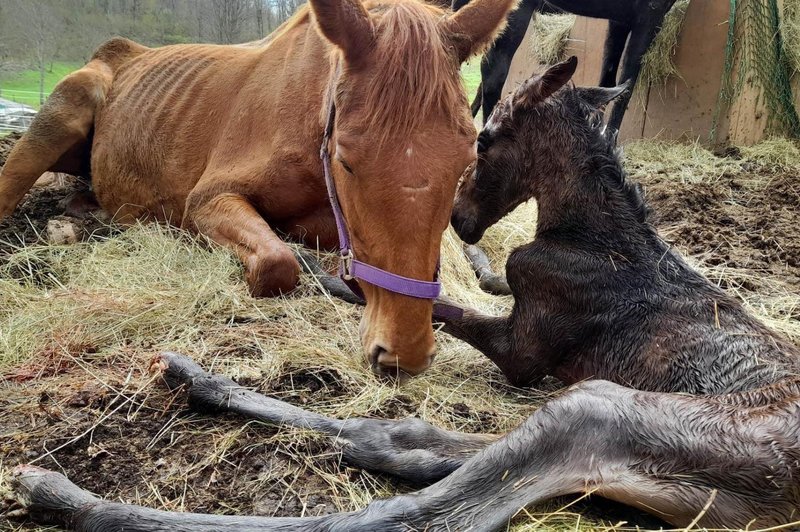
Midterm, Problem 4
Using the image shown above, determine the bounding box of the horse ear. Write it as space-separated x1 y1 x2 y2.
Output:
442 0 517 63
575 81 631 111
513 56 578 108
309 0 375 65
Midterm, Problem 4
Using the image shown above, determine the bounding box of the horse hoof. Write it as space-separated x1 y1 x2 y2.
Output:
246 250 301 297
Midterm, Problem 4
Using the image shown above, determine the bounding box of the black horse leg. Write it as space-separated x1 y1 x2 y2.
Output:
476 0 541 119
156 352 496 484
463 244 512 295
606 19 662 131
599 20 630 87
470 80 483 117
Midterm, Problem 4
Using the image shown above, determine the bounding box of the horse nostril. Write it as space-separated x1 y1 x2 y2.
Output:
370 344 388 369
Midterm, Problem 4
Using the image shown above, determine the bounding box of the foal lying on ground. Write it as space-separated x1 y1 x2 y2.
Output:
13 59 800 530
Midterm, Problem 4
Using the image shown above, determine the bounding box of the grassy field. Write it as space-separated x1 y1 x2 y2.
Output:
0 62 82 108
461 58 482 99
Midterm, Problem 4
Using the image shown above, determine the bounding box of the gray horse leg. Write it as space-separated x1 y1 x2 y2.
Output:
295 250 364 305
463 244 512 295
16 380 792 530
157 352 496 484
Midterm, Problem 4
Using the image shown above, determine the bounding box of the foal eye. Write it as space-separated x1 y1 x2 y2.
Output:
477 132 490 154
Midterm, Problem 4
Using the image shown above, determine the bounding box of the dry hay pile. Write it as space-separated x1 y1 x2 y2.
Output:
528 0 691 89
637 0 691 93
1 137 800 531
529 13 576 66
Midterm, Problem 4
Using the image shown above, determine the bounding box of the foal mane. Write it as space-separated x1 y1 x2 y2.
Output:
337 0 472 145
582 106 651 224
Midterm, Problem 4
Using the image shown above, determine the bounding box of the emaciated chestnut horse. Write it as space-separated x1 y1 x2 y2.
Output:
0 0 515 377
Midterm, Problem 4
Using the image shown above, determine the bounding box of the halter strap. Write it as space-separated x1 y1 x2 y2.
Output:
320 67 462 320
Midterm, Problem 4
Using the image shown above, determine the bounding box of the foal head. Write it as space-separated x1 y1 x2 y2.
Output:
310 0 513 377
451 57 630 243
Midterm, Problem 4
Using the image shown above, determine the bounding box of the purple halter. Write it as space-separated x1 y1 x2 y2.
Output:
319 72 462 320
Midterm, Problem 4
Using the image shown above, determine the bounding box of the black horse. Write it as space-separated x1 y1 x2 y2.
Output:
460 0 679 131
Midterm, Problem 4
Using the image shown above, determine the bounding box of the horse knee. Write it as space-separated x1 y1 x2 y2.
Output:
245 245 300 297
527 380 627 438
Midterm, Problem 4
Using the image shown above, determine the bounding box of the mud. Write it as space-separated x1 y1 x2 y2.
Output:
0 134 108 260
644 168 800 288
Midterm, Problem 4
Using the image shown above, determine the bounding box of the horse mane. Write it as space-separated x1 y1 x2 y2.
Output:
336 0 472 145
581 105 651 224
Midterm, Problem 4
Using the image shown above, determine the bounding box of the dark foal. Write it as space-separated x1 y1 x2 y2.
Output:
13 60 800 530
461 0 677 131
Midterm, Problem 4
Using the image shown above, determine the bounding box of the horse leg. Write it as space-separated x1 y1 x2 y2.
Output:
155 352 497 484
183 188 301 297
478 0 541 119
606 18 662 131
18 380 776 530
463 244 512 295
0 62 109 221
470 80 483 118
599 20 630 87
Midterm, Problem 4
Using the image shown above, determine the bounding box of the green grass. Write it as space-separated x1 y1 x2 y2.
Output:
461 59 482 101
0 61 82 109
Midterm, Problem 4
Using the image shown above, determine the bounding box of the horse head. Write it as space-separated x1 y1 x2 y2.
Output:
310 0 513 378
451 57 629 244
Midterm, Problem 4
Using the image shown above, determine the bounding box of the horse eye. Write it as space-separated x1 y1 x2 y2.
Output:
338 159 354 174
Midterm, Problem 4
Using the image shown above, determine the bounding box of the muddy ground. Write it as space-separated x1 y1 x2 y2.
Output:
1 134 799 530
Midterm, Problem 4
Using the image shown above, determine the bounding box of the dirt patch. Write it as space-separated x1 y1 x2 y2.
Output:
0 135 109 259
643 168 800 288
1 373 373 525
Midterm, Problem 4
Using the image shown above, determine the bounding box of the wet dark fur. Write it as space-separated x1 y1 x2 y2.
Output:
450 61 800 392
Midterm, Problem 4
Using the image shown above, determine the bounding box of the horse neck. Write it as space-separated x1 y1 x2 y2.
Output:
533 143 654 255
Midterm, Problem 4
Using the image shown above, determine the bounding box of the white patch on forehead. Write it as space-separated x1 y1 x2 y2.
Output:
406 146 413 157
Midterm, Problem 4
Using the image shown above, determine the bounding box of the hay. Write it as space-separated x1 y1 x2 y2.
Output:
638 0 691 92
623 139 742 183
529 13 576 65
782 0 800 75
623 136 800 183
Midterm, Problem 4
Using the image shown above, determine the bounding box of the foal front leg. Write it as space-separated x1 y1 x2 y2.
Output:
156 352 497 485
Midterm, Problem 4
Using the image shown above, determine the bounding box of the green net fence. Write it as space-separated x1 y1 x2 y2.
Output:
714 0 800 138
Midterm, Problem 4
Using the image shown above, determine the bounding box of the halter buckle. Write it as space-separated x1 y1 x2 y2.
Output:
340 249 354 280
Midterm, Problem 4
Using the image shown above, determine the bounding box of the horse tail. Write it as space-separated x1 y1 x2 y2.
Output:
0 37 148 221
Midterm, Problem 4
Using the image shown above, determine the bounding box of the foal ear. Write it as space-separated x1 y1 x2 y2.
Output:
442 0 517 63
513 56 578 108
575 81 630 111
309 0 375 65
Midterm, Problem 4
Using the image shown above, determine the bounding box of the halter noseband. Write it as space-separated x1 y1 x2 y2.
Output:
320 69 462 319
